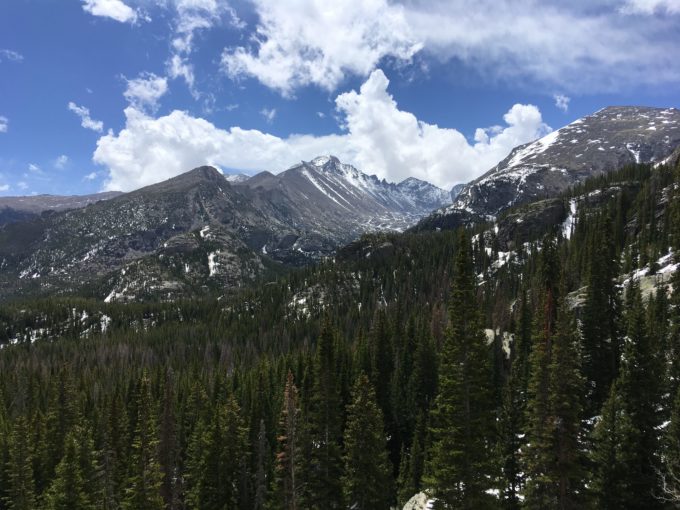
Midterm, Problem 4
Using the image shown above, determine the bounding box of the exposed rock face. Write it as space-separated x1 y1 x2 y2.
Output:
419 106 680 230
0 191 122 225
0 157 450 302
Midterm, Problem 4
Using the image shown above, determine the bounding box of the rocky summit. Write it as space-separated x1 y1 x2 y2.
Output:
0 157 450 302
417 106 680 230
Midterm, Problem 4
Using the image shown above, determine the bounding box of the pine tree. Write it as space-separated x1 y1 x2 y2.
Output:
122 374 164 510
523 299 586 509
342 374 393 509
425 230 497 509
189 393 248 509
591 282 664 509
301 320 344 509
43 428 94 510
159 369 179 509
397 411 427 505
254 419 270 510
3 416 36 510
660 385 680 504
581 215 621 412
591 381 635 508
269 371 301 510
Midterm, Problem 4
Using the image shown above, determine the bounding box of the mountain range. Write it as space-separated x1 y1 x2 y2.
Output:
0 156 450 302
415 106 680 230
1 105 679 303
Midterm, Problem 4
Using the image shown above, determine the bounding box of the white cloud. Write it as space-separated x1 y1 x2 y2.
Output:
621 0 680 14
221 0 421 96
83 172 98 181
0 49 23 63
334 70 551 187
554 94 570 113
82 0 139 23
317 111 326 119
260 108 277 124
0 184 9 192
17 181 28 190
68 102 104 133
55 155 69 169
0 116 7 133
94 69 549 192
124 72 168 111
28 163 41 173
221 0 680 95
167 54 197 97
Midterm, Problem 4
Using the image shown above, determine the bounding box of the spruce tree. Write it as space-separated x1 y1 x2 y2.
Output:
3 416 36 510
269 371 301 510
342 374 393 509
43 428 94 510
425 230 497 509
301 320 344 509
660 385 680 504
591 282 664 509
122 374 164 510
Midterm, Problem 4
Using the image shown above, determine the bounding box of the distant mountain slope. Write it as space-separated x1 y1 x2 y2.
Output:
0 191 122 225
417 106 680 230
236 155 450 233
0 158 450 302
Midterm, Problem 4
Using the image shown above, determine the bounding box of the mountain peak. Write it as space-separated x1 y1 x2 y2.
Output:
309 155 341 167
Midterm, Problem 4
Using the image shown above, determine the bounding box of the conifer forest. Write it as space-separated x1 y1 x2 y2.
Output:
2 159 680 509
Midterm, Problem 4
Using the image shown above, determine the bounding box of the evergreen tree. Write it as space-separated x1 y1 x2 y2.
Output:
524 299 586 509
397 411 427 505
254 419 270 510
342 374 393 509
122 374 164 510
301 320 344 509
425 230 497 509
43 428 94 510
591 381 635 508
591 283 664 509
269 371 301 510
581 215 621 412
660 385 680 504
3 416 36 510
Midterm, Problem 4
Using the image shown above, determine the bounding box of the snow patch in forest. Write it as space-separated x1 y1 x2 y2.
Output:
562 199 577 239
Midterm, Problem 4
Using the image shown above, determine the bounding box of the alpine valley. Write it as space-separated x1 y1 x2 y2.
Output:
2 105 680 510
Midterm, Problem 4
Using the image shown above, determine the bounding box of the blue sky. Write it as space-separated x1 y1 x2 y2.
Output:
1 0 679 195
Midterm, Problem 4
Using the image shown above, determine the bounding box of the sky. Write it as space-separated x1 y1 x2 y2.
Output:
0 0 679 196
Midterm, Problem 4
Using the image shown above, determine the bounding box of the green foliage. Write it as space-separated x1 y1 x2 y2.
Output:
425 230 497 509
342 374 393 509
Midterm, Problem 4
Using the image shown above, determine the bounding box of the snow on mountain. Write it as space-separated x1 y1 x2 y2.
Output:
419 106 680 229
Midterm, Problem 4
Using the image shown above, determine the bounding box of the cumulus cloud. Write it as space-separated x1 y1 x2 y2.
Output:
221 0 421 96
554 94 570 112
82 0 139 23
0 184 9 192
68 102 104 133
260 107 277 123
621 0 680 14
334 70 551 186
221 0 680 95
94 69 549 192
54 155 69 169
123 72 168 111
0 49 23 63
0 116 7 133
17 181 28 190
83 172 98 181
167 54 197 97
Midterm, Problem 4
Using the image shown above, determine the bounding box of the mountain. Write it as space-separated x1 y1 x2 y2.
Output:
0 191 122 225
236 155 450 232
417 106 680 230
0 157 450 302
